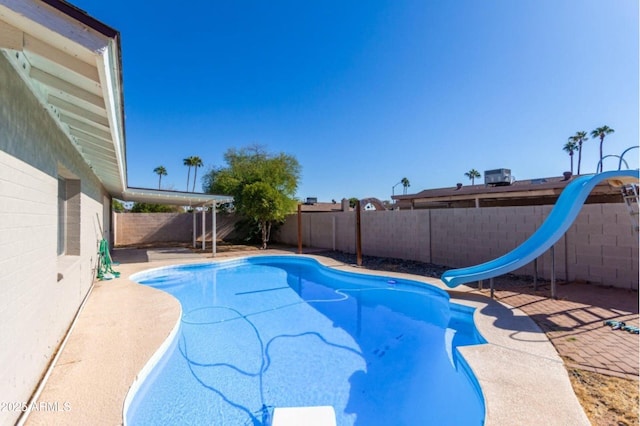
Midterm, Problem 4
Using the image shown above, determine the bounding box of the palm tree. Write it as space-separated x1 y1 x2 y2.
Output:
401 177 410 195
590 126 615 173
562 141 578 174
464 169 481 185
183 156 195 191
569 131 588 175
191 156 204 192
153 165 167 189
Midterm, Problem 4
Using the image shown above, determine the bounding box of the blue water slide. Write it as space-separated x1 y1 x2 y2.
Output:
440 169 639 288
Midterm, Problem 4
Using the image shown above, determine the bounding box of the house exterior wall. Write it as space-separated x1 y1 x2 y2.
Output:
275 203 638 289
0 53 109 424
114 212 241 246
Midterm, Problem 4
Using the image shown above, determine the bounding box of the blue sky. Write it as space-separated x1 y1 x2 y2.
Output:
73 0 638 201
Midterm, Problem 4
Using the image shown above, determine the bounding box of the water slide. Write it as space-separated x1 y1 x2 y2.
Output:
440 169 639 288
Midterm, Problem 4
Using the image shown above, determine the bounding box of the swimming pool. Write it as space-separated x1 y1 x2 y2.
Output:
126 256 486 425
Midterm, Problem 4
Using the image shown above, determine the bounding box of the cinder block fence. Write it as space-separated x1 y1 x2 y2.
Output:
114 212 240 246
274 203 639 290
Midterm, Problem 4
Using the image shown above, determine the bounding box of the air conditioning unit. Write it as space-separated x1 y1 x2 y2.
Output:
484 168 513 186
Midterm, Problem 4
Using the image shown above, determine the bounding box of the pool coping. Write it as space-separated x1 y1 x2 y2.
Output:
24 250 589 425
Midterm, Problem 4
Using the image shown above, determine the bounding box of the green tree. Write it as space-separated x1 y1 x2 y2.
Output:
569 131 588 175
562 140 578 174
590 126 615 173
401 177 410 195
153 165 167 189
348 197 359 209
191 156 204 192
464 169 481 185
130 203 180 213
112 199 125 212
203 145 300 249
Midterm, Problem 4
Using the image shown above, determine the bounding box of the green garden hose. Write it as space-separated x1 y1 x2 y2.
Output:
97 239 120 280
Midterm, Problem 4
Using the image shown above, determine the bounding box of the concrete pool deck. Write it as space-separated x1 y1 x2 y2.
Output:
25 247 591 425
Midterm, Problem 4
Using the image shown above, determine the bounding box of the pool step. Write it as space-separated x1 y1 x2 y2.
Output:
272 406 337 426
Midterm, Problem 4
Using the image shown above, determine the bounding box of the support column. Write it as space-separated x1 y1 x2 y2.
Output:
332 216 336 251
297 203 302 254
201 207 206 251
356 201 362 266
551 245 557 299
192 210 196 248
212 202 217 257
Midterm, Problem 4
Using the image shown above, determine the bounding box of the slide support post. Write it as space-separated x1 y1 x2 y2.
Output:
551 245 557 299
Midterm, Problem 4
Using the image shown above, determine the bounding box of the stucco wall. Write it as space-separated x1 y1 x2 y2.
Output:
0 53 108 424
114 212 240 246
275 203 638 289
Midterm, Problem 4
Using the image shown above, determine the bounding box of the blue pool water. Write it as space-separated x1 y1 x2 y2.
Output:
126 256 486 425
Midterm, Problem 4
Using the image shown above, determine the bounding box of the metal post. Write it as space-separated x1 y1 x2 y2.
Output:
551 245 557 299
533 258 538 290
201 207 205 251
478 280 483 291
490 278 494 299
356 201 362 266
332 216 336 251
212 202 216 257
297 203 302 254
192 210 196 248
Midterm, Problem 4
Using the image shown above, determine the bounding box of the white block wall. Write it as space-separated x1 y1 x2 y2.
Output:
0 53 108 424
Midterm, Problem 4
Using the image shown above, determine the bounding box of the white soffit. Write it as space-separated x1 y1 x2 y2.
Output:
0 0 127 195
122 188 234 208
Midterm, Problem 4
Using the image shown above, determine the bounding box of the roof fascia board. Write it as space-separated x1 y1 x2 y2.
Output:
96 38 126 192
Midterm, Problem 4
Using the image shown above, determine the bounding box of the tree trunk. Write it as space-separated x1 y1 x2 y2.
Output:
261 220 271 249
570 152 574 174
599 137 604 173
192 167 198 192
577 142 582 175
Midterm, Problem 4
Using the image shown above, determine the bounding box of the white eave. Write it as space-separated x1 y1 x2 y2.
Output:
0 0 127 195
0 0 233 207
121 187 233 208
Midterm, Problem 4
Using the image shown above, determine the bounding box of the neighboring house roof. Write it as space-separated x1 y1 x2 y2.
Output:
298 198 387 212
0 0 232 207
392 174 625 208
299 202 344 213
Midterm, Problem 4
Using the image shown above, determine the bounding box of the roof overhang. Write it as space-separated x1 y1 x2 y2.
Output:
0 0 127 195
393 176 626 208
0 0 233 205
121 188 233 207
